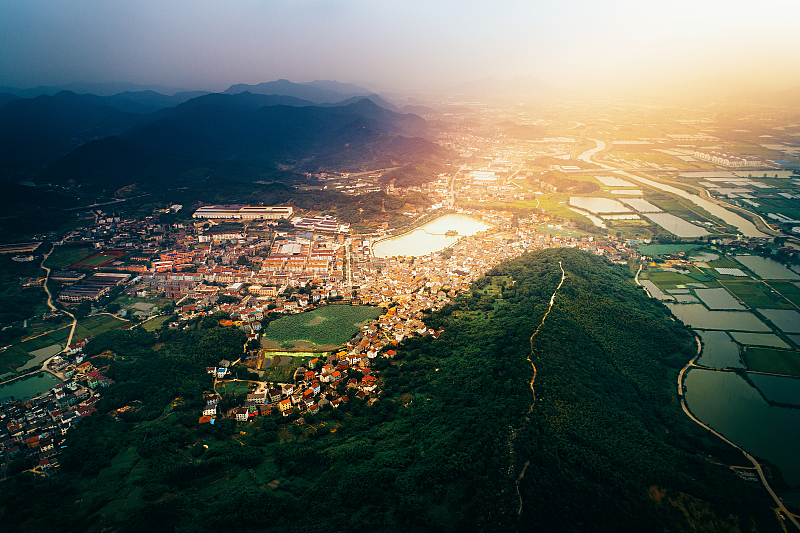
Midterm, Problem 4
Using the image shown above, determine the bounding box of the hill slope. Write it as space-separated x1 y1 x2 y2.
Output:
0 249 782 533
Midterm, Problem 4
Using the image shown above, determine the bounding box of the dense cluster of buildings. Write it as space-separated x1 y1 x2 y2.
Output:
0 353 109 479
693 151 761 167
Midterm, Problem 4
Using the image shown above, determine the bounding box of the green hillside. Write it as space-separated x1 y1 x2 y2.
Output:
0 249 782 532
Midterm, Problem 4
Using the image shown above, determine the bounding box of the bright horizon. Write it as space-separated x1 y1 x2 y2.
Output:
2 0 800 94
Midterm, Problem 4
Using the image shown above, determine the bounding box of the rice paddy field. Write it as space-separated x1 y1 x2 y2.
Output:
72 314 128 342
721 281 796 309
743 347 800 377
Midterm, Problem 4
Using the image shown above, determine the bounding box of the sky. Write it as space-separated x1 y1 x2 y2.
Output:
2 0 800 94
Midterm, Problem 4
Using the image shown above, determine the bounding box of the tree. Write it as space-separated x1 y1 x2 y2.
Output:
74 301 92 319
237 255 249 266
106 302 121 314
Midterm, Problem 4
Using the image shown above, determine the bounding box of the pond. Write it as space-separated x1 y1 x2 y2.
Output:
696 330 743 368
684 368 800 485
666 304 771 331
372 214 491 258
734 256 800 280
0 371 61 401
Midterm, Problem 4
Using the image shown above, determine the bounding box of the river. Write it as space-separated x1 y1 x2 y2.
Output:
372 213 491 258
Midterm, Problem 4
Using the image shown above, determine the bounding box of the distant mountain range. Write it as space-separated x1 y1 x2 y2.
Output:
0 86 452 191
446 75 562 101
223 79 372 103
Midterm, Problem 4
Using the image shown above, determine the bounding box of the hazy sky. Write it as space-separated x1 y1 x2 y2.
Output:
2 0 799 93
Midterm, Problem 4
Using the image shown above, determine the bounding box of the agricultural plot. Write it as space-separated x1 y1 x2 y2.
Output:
734 256 800 280
743 347 800 377
766 281 800 307
262 305 381 350
141 315 172 332
645 270 703 288
756 309 800 334
694 288 746 310
728 332 791 349
72 314 127 342
636 244 701 257
722 281 795 309
217 380 252 396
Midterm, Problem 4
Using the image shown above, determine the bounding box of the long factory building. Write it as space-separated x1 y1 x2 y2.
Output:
192 205 293 220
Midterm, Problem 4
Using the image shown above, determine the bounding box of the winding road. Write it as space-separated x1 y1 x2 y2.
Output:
39 244 77 366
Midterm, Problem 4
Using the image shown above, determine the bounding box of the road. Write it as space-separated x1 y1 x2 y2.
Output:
677 337 800 530
39 244 77 368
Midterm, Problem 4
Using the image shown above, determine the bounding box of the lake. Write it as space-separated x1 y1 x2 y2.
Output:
0 371 61 401
372 214 491 258
684 368 800 485
696 330 743 368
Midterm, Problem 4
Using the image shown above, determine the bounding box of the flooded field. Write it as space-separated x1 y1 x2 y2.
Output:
757 309 800 333
616 171 767 237
694 288 746 310
684 368 800 485
666 304 771 331
696 330 743 368
643 213 709 237
729 332 791 349
749 374 800 405
620 198 662 212
569 197 630 213
734 256 800 280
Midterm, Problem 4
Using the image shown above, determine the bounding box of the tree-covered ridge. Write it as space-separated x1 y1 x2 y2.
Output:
0 249 781 533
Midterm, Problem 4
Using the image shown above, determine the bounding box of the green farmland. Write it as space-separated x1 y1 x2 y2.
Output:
72 314 128 342
743 347 800 377
722 280 796 310
261 305 381 350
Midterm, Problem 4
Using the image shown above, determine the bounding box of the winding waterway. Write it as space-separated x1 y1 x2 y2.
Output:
614 171 767 238
372 214 491 258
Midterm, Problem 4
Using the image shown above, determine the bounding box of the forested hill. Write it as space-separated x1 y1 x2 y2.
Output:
0 249 782 533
